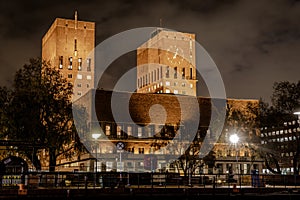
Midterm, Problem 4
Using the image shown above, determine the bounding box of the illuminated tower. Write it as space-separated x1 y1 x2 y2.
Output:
137 29 197 96
42 12 95 101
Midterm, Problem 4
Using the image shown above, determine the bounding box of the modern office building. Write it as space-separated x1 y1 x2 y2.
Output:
260 117 300 174
42 12 95 101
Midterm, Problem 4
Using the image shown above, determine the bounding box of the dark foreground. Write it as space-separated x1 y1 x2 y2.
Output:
1 187 300 200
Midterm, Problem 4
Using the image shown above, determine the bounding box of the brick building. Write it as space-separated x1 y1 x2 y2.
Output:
42 12 95 101
72 89 263 176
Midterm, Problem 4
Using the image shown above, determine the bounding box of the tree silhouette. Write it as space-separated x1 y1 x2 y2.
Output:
0 58 86 171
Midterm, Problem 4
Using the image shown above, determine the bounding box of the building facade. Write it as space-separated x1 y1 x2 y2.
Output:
137 29 197 96
260 117 300 174
73 89 263 178
42 12 95 101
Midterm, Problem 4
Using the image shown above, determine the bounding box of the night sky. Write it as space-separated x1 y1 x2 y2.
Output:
0 0 300 103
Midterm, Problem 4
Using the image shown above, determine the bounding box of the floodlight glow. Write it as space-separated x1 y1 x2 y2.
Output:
229 134 239 144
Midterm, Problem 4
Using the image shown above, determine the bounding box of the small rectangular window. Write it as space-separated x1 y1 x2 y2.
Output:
174 67 177 79
117 126 122 137
105 125 111 136
67 74 72 78
74 39 77 51
87 75 91 80
138 127 142 137
77 74 82 79
78 58 82 71
182 68 185 79
59 56 63 69
87 58 91 71
166 66 169 78
127 126 132 136
68 57 73 70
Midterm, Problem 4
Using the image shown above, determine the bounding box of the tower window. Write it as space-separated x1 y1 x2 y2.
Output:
166 66 170 78
68 57 73 70
190 68 193 79
74 39 77 51
182 68 185 79
87 58 91 71
174 67 177 79
78 58 82 71
67 74 72 78
74 39 77 56
59 56 63 69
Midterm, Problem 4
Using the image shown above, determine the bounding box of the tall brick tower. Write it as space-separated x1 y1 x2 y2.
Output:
137 29 197 96
42 12 95 101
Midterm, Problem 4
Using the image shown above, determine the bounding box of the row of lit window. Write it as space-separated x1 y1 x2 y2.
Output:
59 56 91 71
261 135 298 144
261 127 300 137
66 74 92 80
137 66 194 88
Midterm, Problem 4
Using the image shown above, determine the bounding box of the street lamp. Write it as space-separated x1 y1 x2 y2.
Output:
92 133 101 172
294 111 300 122
229 134 240 187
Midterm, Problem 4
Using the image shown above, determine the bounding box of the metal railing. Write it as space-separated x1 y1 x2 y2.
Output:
1 172 300 190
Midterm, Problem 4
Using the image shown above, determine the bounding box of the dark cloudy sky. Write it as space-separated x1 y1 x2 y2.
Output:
0 0 299 103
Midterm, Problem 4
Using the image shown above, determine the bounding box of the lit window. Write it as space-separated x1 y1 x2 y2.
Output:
77 74 82 79
105 125 111 136
117 126 122 137
174 90 178 94
174 82 178 86
127 126 132 136
182 83 186 87
166 66 170 78
182 68 185 79
166 81 170 86
68 57 73 70
138 127 142 137
59 56 63 69
87 75 92 80
190 84 193 88
78 58 82 71
166 89 170 93
87 58 91 71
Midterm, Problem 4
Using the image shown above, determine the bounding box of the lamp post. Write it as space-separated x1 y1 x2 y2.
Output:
229 134 240 187
92 133 101 172
293 111 300 121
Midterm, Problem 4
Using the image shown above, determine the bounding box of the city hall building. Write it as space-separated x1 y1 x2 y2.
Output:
1 13 263 177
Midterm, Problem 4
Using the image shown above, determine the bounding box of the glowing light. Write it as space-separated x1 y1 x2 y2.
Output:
229 134 239 144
